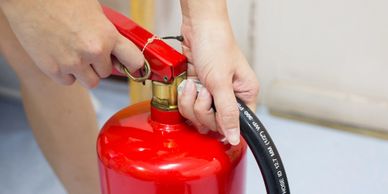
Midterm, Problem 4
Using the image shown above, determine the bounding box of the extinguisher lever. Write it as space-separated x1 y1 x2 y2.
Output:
102 5 187 84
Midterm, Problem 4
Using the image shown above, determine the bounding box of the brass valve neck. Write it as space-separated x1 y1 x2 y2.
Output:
151 73 186 110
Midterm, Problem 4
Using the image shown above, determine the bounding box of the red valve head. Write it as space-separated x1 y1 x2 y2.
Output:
103 5 187 83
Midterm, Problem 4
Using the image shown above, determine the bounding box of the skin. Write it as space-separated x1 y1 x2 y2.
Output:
0 0 144 88
178 0 259 145
0 0 259 193
0 10 100 194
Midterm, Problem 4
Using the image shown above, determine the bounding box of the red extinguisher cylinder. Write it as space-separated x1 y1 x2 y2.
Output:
97 102 247 194
97 5 248 194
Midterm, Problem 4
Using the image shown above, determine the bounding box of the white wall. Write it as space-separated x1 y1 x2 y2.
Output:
256 0 388 131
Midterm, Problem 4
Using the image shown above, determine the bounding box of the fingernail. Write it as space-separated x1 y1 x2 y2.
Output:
226 128 240 145
184 79 194 94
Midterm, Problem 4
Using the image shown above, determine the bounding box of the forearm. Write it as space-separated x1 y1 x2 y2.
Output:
179 0 236 53
0 11 100 194
180 0 230 24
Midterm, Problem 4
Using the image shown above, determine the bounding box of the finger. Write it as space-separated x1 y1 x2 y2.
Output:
213 84 240 145
73 65 100 88
111 57 124 74
193 87 217 131
112 35 144 73
234 82 259 112
234 67 260 111
52 74 76 85
41 63 76 85
91 54 113 78
177 79 202 127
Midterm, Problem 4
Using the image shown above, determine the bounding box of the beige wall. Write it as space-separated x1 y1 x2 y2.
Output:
256 0 388 131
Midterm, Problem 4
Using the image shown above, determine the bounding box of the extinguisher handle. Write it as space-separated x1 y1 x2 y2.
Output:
102 5 187 83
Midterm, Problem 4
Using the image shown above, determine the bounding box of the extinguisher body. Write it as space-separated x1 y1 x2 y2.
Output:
99 5 248 194
97 101 247 194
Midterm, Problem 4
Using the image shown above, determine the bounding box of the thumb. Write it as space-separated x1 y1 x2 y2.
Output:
212 84 240 145
112 35 144 73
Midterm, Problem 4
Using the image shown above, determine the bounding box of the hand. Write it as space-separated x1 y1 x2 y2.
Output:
0 0 144 88
177 17 259 145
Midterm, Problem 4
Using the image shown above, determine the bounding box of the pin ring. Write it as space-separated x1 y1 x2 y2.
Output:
121 60 151 82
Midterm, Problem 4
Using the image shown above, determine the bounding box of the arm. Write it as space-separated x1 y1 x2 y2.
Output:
178 0 259 145
0 1 145 193
0 0 144 88
0 9 100 194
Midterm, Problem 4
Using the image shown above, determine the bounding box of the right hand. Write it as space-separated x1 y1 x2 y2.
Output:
0 0 144 88
177 19 259 145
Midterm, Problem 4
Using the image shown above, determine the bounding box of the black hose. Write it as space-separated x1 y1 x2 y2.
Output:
237 98 290 194
180 80 290 193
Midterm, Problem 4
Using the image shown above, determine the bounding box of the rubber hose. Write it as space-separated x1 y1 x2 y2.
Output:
237 98 290 194
178 80 290 194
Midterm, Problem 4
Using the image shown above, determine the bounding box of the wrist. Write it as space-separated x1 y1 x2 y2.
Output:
180 0 230 25
182 18 236 46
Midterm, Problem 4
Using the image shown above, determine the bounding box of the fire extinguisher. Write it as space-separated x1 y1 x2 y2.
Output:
98 6 290 194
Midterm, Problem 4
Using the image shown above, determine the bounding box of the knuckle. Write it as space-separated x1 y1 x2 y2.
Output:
207 75 232 91
97 65 112 78
86 77 100 89
55 74 75 85
127 58 145 72
178 103 190 117
78 36 105 57
193 103 207 117
63 57 82 71
179 95 192 107
194 110 215 129
135 58 145 68
60 78 75 85
178 109 190 120
85 41 105 57
104 23 118 35
99 70 111 78
193 104 202 115
178 104 192 119
219 104 239 120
